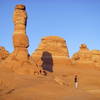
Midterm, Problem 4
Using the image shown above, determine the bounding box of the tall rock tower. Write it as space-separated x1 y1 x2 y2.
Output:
13 5 29 61
2 5 39 75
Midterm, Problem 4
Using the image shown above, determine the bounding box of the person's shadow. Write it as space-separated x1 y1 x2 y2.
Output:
41 51 53 72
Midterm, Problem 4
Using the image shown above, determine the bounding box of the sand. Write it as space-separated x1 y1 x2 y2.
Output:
0 64 100 100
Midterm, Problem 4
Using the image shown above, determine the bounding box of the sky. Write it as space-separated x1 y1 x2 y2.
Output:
0 0 100 56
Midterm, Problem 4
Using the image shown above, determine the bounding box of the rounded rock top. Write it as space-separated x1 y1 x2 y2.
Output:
15 4 25 10
80 44 87 48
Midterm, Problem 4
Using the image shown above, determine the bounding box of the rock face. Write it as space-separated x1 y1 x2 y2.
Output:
1 5 39 75
91 50 100 66
72 44 92 63
72 44 100 66
0 46 9 61
32 36 71 72
13 4 29 61
33 36 69 57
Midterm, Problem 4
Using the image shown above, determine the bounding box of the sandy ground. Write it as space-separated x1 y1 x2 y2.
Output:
0 63 100 100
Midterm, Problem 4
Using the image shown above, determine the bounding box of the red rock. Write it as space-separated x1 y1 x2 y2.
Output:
0 46 9 61
1 5 39 75
72 44 100 66
32 36 71 72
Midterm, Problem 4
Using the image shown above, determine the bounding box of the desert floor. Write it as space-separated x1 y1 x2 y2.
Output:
0 64 100 100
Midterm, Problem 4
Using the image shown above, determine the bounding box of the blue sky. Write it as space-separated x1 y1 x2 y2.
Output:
0 0 100 56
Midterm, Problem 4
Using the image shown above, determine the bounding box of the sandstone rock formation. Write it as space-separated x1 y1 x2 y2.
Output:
13 4 29 61
91 50 100 66
72 44 92 63
72 44 100 66
32 36 71 72
1 5 39 75
0 46 9 61
33 36 69 57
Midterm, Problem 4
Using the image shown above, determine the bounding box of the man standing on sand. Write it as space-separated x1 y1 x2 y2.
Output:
74 75 78 88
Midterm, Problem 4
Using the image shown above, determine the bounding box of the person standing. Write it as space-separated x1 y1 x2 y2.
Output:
74 75 78 88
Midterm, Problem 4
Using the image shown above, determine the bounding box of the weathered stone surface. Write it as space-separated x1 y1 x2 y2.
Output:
91 50 100 66
12 5 29 61
13 4 27 35
13 34 29 48
72 44 92 63
0 46 9 61
32 36 69 57
72 44 100 66
32 36 71 72
1 5 39 75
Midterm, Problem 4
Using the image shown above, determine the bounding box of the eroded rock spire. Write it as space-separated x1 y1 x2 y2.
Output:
13 4 29 61
1 5 39 75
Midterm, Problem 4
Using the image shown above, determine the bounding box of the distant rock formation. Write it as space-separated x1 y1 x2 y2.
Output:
72 44 92 63
1 5 39 75
32 36 71 72
72 44 100 66
0 46 9 61
91 50 100 66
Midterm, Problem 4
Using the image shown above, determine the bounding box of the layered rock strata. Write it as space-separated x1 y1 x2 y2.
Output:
91 50 100 66
72 44 100 66
12 4 29 61
34 36 69 57
72 44 92 63
1 5 39 75
32 36 71 72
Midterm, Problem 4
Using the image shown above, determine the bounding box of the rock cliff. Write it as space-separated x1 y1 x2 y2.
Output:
33 36 69 57
32 36 71 72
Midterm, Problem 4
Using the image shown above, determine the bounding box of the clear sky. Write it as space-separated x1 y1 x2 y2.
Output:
0 0 100 56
